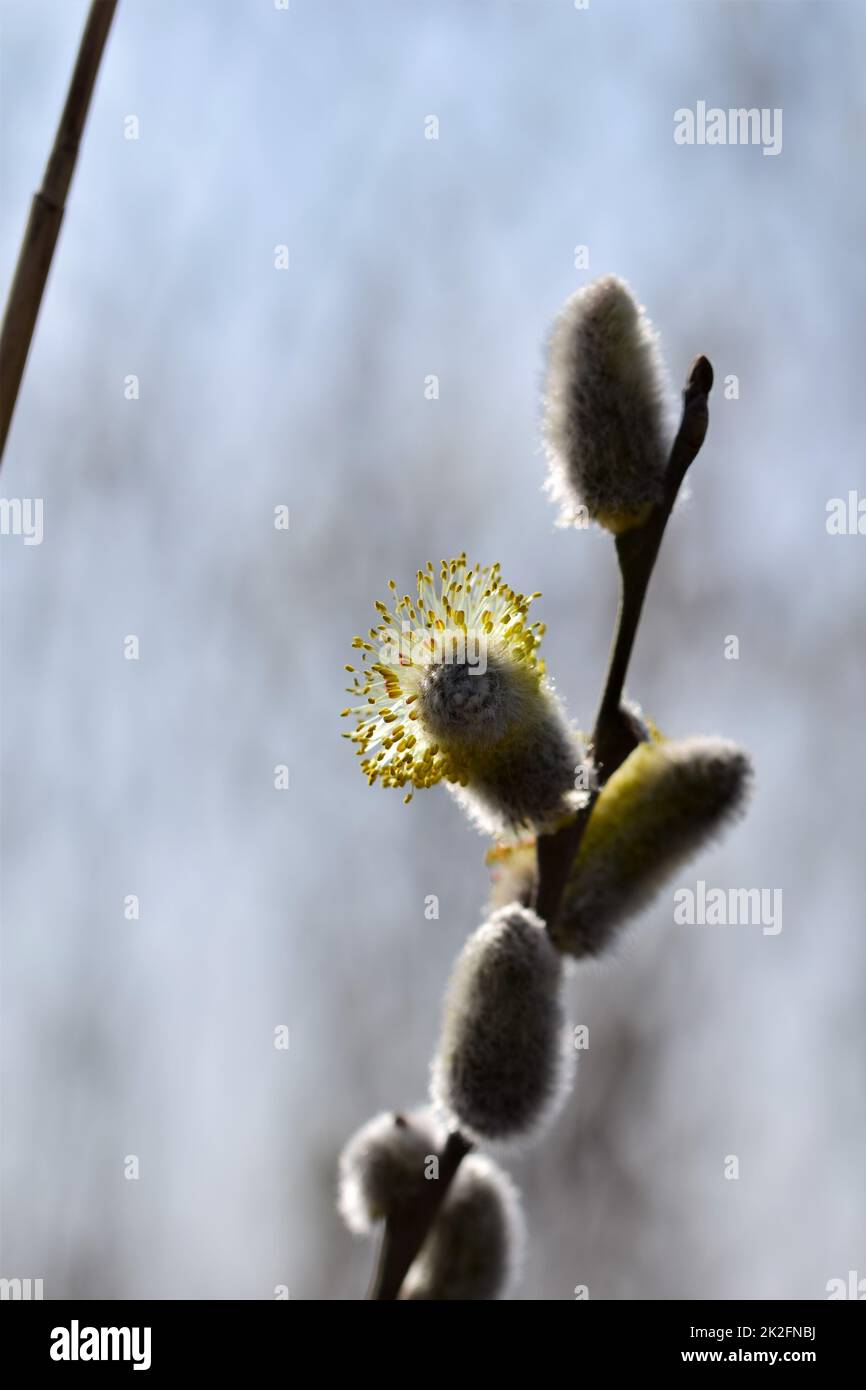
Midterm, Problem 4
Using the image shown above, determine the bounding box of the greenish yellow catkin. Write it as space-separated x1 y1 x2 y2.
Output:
401 1155 524 1301
553 736 753 958
337 1109 441 1235
543 275 673 533
431 904 573 1142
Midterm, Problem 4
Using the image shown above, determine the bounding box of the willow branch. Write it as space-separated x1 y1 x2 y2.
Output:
536 355 714 929
0 0 118 466
368 1129 473 1300
368 354 713 1299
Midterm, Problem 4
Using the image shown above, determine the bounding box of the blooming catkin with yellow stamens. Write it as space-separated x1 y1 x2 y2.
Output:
341 556 585 836
401 1155 525 1301
553 736 753 958
543 276 673 532
431 904 573 1143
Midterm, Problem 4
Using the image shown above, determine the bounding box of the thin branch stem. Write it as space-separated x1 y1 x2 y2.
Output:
535 355 714 934
0 0 118 466
368 1129 473 1300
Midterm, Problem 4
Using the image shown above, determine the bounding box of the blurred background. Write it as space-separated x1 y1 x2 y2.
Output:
1 0 864 1300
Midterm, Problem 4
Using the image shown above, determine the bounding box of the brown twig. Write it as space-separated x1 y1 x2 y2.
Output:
0 0 118 467
368 1130 473 1300
368 354 713 1299
537 355 714 930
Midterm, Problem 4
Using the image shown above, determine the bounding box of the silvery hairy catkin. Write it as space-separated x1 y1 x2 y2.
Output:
431 904 572 1143
446 677 585 838
543 275 673 532
553 736 753 958
337 1108 442 1235
401 1155 524 1301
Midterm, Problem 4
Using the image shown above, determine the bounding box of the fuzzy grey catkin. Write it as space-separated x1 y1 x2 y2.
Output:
554 736 753 958
401 1155 525 1301
543 275 673 532
337 1108 442 1236
445 679 586 838
431 904 572 1143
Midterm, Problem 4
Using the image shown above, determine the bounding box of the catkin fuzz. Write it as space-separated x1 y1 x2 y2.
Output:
555 736 752 958
401 1155 525 1301
543 275 672 532
337 1109 442 1235
431 904 572 1143
343 557 585 836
